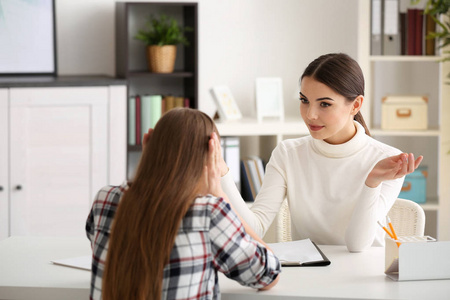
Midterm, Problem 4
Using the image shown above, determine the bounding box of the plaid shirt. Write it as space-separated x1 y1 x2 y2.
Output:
86 182 281 300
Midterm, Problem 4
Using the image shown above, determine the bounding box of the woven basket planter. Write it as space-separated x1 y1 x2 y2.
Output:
147 45 177 73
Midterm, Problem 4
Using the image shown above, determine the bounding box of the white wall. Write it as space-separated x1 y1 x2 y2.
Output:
55 0 359 117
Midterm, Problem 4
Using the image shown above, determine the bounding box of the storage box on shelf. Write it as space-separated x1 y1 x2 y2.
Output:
116 2 198 178
399 166 428 204
381 95 428 130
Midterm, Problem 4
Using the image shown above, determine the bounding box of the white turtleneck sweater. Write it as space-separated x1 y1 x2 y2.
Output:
221 122 404 252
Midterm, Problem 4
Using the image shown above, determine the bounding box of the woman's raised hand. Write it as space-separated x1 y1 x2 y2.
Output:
365 153 423 188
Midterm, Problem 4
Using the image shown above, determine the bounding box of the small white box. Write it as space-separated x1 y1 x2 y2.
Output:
385 236 450 281
381 96 428 130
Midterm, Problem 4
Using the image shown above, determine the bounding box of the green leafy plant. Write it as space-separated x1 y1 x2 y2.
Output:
134 14 191 46
413 0 450 82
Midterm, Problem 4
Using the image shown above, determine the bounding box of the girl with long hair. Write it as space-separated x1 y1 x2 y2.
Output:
86 108 280 299
220 53 423 253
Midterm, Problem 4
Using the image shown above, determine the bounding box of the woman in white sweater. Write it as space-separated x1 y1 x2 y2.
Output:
220 53 423 252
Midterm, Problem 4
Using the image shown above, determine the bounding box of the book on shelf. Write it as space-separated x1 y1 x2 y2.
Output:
221 137 241 192
245 159 261 195
141 95 162 142
175 96 184 108
371 0 401 55
407 8 424 55
240 160 254 202
371 0 382 55
128 94 191 146
400 12 407 55
414 8 424 55
165 95 175 111
239 155 266 201
371 0 434 56
135 95 141 145
382 0 400 55
128 96 136 145
248 155 265 185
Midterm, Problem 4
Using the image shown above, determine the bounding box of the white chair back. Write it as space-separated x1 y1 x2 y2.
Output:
273 198 425 243
387 198 426 237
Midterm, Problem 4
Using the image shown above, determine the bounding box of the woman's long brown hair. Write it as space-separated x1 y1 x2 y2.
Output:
301 53 371 136
102 108 218 299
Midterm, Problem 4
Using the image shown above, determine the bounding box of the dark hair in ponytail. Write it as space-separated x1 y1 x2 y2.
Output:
300 53 370 136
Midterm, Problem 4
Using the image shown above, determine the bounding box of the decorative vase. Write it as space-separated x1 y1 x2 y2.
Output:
147 45 177 73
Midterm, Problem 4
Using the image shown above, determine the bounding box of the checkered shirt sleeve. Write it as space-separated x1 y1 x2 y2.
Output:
162 196 280 299
86 182 127 300
207 196 281 288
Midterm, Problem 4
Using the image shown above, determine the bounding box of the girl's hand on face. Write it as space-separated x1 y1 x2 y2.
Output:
142 128 154 150
206 132 227 197
365 153 423 188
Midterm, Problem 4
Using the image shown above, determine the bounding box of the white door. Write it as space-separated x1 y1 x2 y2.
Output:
0 89 9 240
9 87 108 237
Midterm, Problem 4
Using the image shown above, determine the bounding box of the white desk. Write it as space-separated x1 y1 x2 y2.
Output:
0 237 449 300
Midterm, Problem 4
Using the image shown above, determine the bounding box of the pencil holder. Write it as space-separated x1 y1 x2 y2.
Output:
385 236 450 281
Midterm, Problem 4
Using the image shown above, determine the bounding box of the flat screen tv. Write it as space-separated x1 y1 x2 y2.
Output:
0 0 56 76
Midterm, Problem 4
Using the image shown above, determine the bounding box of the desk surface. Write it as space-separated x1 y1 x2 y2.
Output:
0 237 449 300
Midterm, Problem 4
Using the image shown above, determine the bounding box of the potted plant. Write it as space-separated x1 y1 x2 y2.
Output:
416 0 450 83
135 14 191 73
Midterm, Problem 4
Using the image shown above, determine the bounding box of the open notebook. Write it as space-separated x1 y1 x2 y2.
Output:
267 238 330 266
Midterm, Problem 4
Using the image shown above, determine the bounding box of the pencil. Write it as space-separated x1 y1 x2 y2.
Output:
386 216 399 240
386 216 401 247
377 220 394 239
377 220 401 247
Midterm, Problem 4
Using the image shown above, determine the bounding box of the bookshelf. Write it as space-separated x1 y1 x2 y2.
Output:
115 2 198 178
361 1 450 240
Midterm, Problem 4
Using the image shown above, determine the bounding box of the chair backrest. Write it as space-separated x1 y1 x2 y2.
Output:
276 200 292 242
274 198 425 243
387 198 426 237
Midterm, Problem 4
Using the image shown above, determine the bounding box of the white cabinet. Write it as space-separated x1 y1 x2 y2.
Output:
0 89 9 240
0 85 127 240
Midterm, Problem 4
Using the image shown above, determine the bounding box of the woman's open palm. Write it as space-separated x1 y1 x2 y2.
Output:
365 153 423 188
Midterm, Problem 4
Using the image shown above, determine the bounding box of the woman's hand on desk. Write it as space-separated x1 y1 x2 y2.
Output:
365 153 423 188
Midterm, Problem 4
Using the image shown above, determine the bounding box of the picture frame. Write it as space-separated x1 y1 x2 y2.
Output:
255 77 284 122
0 0 57 76
210 85 242 122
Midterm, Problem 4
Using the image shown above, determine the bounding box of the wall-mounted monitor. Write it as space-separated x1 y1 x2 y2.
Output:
0 0 56 76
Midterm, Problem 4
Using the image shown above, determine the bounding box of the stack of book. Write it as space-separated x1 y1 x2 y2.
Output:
128 95 191 145
241 156 265 202
371 0 436 56
404 8 435 56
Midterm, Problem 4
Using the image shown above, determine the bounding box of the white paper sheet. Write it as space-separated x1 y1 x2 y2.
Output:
51 255 92 271
268 238 324 264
